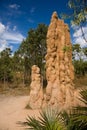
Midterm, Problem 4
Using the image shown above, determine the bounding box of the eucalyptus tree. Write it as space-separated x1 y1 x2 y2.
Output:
26 24 48 71
72 44 87 76
0 48 13 87
17 23 48 84
62 0 87 43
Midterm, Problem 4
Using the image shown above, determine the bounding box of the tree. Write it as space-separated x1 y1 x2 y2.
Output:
0 48 13 87
83 47 87 57
62 0 87 43
17 24 48 84
26 24 48 70
12 50 25 85
72 44 87 76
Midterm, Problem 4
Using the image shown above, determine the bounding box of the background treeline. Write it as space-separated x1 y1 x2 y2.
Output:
0 24 48 87
0 23 87 88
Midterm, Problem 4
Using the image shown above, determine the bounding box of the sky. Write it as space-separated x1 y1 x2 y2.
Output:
0 0 87 53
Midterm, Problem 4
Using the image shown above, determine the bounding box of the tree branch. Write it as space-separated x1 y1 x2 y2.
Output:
80 25 87 43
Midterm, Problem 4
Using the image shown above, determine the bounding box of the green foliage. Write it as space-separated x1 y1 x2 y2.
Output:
63 46 71 52
0 23 48 87
21 89 87 130
71 89 87 130
83 47 87 56
23 109 66 130
61 0 87 43
72 44 87 76
19 24 48 67
72 44 81 53
0 48 13 83
62 0 87 25
73 60 86 75
17 24 48 84
59 111 78 130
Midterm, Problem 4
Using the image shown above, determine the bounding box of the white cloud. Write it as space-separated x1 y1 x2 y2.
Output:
72 25 87 47
0 22 25 52
13 26 17 31
2 31 24 43
0 23 5 34
0 39 8 52
9 4 20 10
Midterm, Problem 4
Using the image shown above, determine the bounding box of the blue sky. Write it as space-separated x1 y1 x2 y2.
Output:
0 0 87 52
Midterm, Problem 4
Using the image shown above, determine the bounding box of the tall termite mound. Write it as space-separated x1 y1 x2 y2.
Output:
44 11 74 109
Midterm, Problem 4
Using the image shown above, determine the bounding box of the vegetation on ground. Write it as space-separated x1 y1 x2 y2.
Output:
21 89 87 130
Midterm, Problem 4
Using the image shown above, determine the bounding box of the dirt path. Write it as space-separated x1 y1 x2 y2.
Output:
0 95 40 130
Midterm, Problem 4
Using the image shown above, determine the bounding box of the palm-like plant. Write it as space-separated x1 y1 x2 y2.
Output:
58 89 87 130
71 89 87 130
23 108 67 130
21 89 87 130
59 111 78 130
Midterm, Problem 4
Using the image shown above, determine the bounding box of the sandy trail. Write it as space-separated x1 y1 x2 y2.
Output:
0 95 40 130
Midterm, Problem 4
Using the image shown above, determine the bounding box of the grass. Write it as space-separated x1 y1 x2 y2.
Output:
74 75 87 88
0 75 87 96
0 82 30 96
